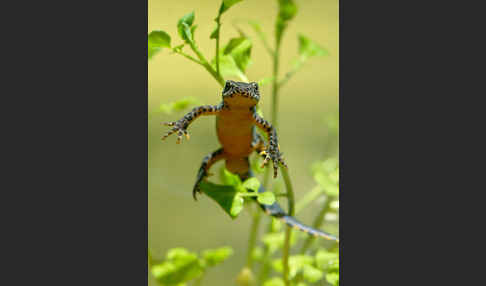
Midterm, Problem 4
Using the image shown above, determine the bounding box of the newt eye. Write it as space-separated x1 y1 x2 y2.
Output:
223 81 232 93
252 82 259 91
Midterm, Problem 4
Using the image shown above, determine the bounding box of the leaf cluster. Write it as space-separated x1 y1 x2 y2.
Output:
149 247 233 286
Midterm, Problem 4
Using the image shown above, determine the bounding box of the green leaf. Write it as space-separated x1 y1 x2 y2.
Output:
302 265 323 283
224 37 252 72
159 97 202 114
217 55 249 82
250 154 264 174
315 249 339 270
177 11 195 42
257 192 276 205
272 255 314 280
202 246 234 267
325 258 339 286
242 177 260 192
148 30 171 60
247 20 265 38
231 193 245 217
276 0 298 44
219 0 244 15
257 76 275 87
181 23 194 43
223 38 246 54
298 34 329 59
262 231 298 254
190 25 198 39
199 181 243 219
213 37 252 81
263 277 285 286
151 248 203 285
220 168 242 186
236 267 255 286
326 272 339 286
251 246 263 261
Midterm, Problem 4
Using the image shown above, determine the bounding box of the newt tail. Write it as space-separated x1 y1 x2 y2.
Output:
252 172 338 242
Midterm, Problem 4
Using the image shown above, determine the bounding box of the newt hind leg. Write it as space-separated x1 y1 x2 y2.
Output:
193 148 226 200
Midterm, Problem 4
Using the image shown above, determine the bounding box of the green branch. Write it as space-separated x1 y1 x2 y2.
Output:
246 205 261 268
300 198 331 254
215 15 222 76
187 40 225 87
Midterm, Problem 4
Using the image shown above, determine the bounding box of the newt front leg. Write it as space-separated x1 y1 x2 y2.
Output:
252 113 287 178
162 104 223 143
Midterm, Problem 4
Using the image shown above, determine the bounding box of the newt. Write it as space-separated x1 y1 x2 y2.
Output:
162 80 338 241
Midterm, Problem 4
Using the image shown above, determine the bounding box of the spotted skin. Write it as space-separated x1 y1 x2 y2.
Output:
162 104 224 143
252 113 287 178
162 80 338 242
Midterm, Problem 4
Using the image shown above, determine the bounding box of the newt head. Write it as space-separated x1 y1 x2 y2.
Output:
222 80 260 108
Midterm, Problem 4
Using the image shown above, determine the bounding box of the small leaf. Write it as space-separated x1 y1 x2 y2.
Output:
276 0 298 44
177 11 195 42
247 20 265 38
315 249 338 270
251 246 263 261
181 22 194 43
213 36 251 81
257 192 276 205
219 0 244 15
277 0 297 21
202 246 234 267
220 168 242 186
325 258 339 286
231 193 245 217
302 265 323 283
250 154 264 174
172 44 185 53
151 248 203 285
220 37 252 72
224 38 246 54
217 55 248 82
262 231 298 254
190 25 198 39
199 181 243 219
326 272 339 286
257 76 275 86
148 30 171 60
242 177 261 192
263 277 285 286
236 267 255 286
298 34 329 59
272 255 315 281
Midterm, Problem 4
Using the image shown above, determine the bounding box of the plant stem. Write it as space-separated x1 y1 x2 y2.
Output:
215 15 221 76
300 197 331 254
255 167 273 284
281 167 294 286
271 42 281 130
174 50 203 65
187 40 225 87
246 205 261 268
278 57 305 88
282 226 292 285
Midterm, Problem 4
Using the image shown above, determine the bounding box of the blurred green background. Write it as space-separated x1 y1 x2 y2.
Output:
149 0 338 285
